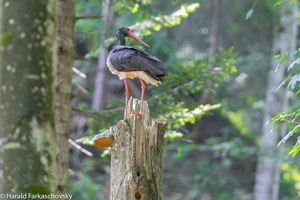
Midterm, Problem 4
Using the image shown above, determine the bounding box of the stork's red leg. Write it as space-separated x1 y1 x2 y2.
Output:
117 78 129 126
124 78 129 118
134 78 145 119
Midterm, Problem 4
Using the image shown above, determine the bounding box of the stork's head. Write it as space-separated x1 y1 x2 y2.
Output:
115 27 150 47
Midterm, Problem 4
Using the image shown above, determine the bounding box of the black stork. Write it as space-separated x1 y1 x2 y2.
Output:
107 27 166 123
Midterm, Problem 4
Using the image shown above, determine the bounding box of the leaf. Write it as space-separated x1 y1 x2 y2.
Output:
185 3 200 12
230 66 237 73
273 0 282 7
292 125 300 133
171 104 221 128
287 74 300 89
245 9 254 20
288 58 300 71
278 131 294 147
164 131 183 142
288 144 300 157
153 24 162 31
280 54 287 64
289 0 297 5
131 4 139 13
271 124 279 132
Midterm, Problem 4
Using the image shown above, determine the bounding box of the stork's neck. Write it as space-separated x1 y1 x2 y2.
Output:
118 34 126 45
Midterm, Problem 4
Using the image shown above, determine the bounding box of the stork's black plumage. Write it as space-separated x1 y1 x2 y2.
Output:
107 27 166 122
107 44 166 85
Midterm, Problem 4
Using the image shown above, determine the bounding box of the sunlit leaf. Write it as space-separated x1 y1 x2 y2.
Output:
245 9 254 20
271 124 279 132
131 3 139 13
273 0 282 7
230 66 237 73
288 144 300 157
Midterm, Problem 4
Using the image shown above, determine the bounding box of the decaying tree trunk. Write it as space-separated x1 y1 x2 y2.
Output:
0 0 57 193
56 0 74 194
93 98 167 200
253 2 298 200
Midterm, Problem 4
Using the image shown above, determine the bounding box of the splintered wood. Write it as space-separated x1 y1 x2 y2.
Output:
93 98 167 200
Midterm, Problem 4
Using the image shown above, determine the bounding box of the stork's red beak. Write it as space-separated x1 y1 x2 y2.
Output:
128 30 150 48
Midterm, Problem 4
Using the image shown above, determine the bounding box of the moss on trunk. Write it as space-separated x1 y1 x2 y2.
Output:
0 0 57 193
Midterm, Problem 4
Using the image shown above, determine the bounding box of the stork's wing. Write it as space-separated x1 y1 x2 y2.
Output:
109 46 166 81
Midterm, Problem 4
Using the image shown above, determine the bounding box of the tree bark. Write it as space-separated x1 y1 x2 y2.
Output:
92 0 113 111
93 98 167 200
200 0 219 105
253 2 298 200
0 0 57 193
209 0 220 55
271 89 287 200
56 0 74 195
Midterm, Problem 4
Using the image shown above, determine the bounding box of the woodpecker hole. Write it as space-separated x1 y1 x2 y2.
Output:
135 192 142 199
57 185 63 191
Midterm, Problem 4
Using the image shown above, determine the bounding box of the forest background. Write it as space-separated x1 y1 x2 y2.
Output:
1 0 300 200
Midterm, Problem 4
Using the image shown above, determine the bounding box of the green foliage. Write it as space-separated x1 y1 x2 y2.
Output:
84 2 200 59
199 137 256 160
149 47 237 122
273 0 297 7
164 131 183 143
130 2 200 33
170 104 221 128
271 49 300 156
163 137 256 199
72 0 291 199
281 163 300 199
227 111 249 135
115 0 152 12
69 166 106 200
269 109 300 155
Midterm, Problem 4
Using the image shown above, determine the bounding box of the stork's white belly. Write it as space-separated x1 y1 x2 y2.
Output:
107 58 160 86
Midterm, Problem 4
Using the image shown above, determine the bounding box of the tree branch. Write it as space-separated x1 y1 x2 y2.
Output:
69 139 93 157
74 56 93 62
75 15 102 22
71 107 123 120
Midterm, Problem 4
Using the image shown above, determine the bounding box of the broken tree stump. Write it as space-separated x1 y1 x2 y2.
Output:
93 98 167 200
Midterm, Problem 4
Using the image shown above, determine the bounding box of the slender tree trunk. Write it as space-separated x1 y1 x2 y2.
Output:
209 0 220 55
56 0 74 194
0 0 57 193
200 0 219 105
93 99 167 200
271 89 288 200
195 0 220 142
253 2 298 200
92 0 113 111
